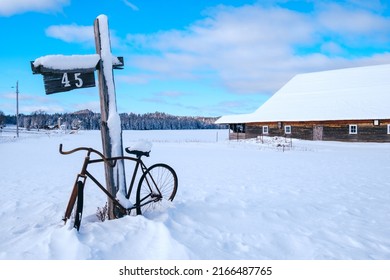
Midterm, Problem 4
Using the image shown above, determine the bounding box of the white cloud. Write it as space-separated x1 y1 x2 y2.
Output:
45 24 94 44
0 91 66 114
320 42 345 55
0 0 69 16
21 104 65 114
126 5 316 94
123 0 139 11
45 24 123 49
124 3 390 96
329 0 387 13
317 3 390 39
73 101 101 113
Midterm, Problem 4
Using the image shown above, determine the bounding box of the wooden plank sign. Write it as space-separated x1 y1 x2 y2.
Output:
31 54 123 95
43 71 95 95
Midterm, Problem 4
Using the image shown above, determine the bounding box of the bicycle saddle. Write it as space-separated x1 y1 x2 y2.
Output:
125 148 150 158
125 141 152 158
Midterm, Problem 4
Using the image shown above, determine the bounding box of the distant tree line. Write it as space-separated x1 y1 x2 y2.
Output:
0 111 5 128
1 109 225 130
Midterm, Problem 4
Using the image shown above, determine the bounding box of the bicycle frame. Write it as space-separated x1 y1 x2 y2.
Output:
60 144 152 223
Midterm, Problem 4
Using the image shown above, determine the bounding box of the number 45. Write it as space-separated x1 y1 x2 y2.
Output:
62 73 83 88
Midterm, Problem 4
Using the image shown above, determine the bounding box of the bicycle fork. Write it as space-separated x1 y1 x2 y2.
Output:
63 154 90 227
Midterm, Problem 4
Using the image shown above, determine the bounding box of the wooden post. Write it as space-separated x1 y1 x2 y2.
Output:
94 15 126 219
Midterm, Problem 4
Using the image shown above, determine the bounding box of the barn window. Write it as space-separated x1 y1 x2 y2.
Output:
284 125 291 134
230 124 245 133
387 124 390 134
262 126 269 134
349 124 358 134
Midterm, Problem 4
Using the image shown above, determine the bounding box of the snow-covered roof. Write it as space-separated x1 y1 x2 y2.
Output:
216 64 390 124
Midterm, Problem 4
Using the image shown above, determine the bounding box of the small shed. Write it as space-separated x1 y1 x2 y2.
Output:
216 64 390 142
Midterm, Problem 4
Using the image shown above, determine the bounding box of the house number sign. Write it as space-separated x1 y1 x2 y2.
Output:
42 71 96 95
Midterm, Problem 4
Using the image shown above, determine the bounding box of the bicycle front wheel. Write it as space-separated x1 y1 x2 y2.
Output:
136 163 178 215
73 180 84 231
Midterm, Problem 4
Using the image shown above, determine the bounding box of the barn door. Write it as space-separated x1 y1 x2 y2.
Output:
313 125 323 140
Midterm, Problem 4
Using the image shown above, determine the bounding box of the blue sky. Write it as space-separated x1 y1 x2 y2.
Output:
0 0 389 117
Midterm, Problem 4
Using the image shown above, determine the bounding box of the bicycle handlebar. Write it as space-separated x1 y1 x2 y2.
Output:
59 144 117 167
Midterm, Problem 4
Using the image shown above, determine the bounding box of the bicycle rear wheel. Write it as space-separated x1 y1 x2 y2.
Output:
136 163 178 215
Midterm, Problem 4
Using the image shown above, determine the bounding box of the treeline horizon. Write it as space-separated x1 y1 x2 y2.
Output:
0 109 226 130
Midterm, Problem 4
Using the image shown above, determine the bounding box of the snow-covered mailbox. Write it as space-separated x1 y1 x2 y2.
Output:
31 54 124 95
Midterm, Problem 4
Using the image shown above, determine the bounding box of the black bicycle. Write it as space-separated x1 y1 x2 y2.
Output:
59 142 178 231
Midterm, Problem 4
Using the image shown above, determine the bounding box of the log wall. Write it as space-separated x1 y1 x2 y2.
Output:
230 119 390 142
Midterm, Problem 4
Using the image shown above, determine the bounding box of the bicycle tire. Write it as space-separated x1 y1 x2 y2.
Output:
74 180 84 231
136 163 178 215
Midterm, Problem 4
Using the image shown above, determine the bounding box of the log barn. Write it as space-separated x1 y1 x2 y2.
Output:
216 64 390 142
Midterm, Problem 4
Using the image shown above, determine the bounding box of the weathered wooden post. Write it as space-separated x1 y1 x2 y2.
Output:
94 15 126 219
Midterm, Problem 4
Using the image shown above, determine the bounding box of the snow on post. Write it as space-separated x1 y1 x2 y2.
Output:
94 15 127 218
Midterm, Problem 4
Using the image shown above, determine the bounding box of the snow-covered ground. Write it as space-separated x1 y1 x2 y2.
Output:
0 128 390 260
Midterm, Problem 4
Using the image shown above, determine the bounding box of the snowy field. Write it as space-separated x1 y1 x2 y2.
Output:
0 128 390 260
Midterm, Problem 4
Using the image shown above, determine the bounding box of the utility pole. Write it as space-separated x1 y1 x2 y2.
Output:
15 81 19 138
